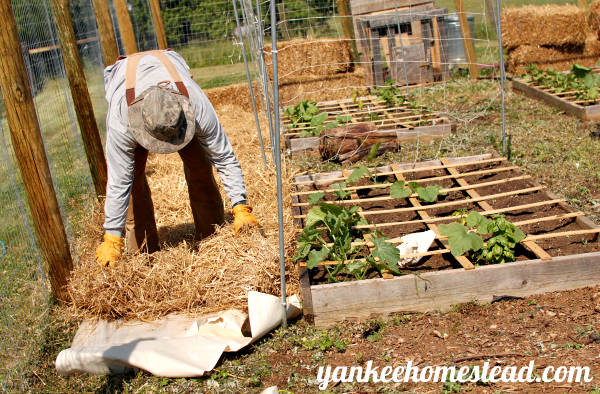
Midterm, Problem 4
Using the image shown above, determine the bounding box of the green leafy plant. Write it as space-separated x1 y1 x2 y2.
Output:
284 100 320 129
293 201 402 281
390 180 412 199
439 211 525 264
522 63 600 102
472 214 526 264
352 88 364 110
371 79 407 108
452 207 469 225
407 181 445 203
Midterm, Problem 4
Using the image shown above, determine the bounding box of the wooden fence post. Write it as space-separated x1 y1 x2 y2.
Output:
113 0 138 54
0 0 74 302
91 0 119 65
148 0 167 49
336 0 359 63
454 0 478 79
49 0 108 198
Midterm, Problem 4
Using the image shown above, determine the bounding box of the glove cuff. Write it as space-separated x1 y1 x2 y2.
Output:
232 204 252 215
104 233 123 247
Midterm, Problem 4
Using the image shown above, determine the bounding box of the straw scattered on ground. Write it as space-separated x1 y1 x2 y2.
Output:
501 4 587 49
68 105 299 321
507 35 600 75
263 37 353 80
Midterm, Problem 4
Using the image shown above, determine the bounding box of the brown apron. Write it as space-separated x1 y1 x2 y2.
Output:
122 50 225 254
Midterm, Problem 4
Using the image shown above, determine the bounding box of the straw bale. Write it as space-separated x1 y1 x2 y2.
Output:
68 106 299 321
590 0 600 39
263 38 353 79
501 5 587 49
205 67 368 112
507 35 600 76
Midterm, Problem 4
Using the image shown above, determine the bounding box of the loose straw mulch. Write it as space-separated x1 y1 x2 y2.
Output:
263 37 353 80
205 67 367 112
507 35 600 75
501 5 587 49
68 105 299 321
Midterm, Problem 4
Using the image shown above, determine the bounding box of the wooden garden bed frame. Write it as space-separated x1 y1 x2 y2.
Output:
291 153 600 328
282 94 454 159
512 76 600 121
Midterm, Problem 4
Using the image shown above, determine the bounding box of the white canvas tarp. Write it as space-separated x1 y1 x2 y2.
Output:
56 291 301 377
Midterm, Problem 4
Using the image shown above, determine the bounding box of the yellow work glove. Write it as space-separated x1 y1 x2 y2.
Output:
232 204 259 235
95 234 124 268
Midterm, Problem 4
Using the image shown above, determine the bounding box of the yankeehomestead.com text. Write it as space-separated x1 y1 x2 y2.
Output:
316 360 593 390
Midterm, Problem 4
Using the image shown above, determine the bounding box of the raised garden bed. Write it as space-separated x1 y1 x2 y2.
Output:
512 68 600 121
282 94 454 159
291 153 600 327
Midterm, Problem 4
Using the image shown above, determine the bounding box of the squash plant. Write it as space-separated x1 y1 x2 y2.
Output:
294 172 402 282
438 211 525 264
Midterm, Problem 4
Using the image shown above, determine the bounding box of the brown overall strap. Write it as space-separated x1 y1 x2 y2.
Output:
124 50 190 106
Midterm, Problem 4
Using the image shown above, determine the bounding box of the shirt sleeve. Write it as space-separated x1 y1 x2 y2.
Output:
103 97 137 236
192 89 248 207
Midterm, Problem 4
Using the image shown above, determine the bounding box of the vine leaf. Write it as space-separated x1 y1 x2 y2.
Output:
367 142 382 163
390 180 412 199
438 222 483 256
305 206 327 228
408 181 420 192
306 248 329 269
307 192 325 205
310 112 328 126
417 185 442 203
466 211 492 234
346 260 366 275
371 235 401 275
347 166 368 183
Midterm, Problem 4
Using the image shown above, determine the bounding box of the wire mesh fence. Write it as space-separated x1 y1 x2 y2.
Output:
0 0 102 388
0 0 591 389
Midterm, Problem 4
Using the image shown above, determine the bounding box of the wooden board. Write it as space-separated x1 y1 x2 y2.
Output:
310 251 600 327
393 43 430 85
349 0 432 15
512 78 600 121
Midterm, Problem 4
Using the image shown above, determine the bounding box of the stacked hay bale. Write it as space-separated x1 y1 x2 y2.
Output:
503 4 600 75
205 37 367 110
263 37 353 81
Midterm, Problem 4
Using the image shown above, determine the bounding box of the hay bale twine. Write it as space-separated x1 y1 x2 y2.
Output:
501 5 587 49
507 35 600 76
263 38 352 80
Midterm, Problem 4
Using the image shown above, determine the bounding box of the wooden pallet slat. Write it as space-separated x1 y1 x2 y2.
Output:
390 163 475 270
439 157 553 261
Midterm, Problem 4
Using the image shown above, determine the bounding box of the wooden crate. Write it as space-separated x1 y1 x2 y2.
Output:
291 153 600 327
512 75 600 121
354 5 449 86
282 94 454 159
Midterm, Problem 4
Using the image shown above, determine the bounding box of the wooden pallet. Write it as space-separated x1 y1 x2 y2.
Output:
512 77 600 121
291 153 600 327
282 94 454 159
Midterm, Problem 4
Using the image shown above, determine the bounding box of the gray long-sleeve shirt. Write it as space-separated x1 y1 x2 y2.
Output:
103 50 247 236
